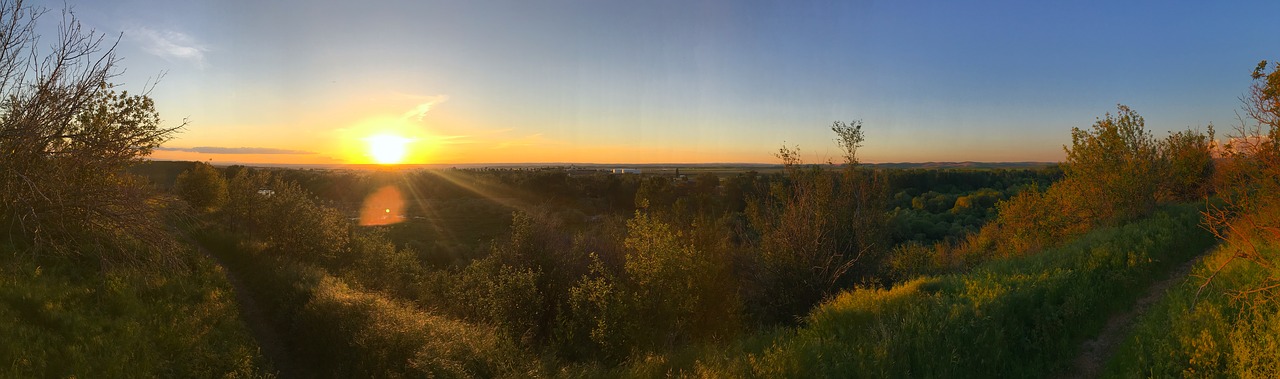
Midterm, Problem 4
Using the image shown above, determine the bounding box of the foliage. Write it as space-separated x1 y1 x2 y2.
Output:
831 120 865 165
1104 243 1280 377
1160 126 1216 201
621 212 739 351
0 249 269 377
176 161 229 212
1061 105 1163 222
694 204 1214 378
0 1 183 267
1201 59 1280 295
884 167 1060 246
194 226 540 378
963 105 1216 261
222 169 352 268
743 124 889 325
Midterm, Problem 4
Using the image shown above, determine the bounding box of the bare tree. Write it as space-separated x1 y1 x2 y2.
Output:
0 0 184 268
1198 60 1280 298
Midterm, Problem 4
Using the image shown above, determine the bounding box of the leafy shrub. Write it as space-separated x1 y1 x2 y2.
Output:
175 161 229 212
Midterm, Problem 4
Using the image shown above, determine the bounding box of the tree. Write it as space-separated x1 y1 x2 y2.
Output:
746 121 887 324
175 161 228 211
831 120 865 166
1159 126 1215 202
1201 60 1280 297
0 0 183 267
1060 105 1162 222
622 212 736 349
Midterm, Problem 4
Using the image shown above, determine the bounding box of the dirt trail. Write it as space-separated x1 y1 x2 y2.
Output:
190 239 306 379
1059 250 1209 378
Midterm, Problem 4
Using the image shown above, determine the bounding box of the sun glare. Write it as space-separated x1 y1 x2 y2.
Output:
366 133 412 164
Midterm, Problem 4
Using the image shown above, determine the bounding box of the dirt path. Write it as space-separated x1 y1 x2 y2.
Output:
190 239 306 379
1059 250 1209 378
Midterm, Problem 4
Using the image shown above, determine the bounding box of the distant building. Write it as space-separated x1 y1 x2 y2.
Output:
257 188 275 197
612 168 641 174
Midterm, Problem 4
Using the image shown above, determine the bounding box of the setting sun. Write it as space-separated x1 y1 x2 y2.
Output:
366 134 412 164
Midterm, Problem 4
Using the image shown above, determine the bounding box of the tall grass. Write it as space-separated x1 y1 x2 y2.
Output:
195 227 544 378
0 249 270 377
1103 243 1280 377
686 203 1213 378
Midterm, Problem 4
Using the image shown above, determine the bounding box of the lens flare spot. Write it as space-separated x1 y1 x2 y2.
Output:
359 186 405 226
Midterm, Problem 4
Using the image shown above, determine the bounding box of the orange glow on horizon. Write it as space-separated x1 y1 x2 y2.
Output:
365 133 413 164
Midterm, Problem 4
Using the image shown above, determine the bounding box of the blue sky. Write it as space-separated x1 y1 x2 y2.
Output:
43 0 1280 164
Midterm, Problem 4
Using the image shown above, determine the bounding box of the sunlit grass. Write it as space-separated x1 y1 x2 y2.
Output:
0 250 271 377
1104 243 1280 377
194 227 543 377
671 203 1214 378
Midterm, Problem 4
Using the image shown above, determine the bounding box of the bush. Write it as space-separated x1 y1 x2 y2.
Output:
175 161 228 212
622 212 739 351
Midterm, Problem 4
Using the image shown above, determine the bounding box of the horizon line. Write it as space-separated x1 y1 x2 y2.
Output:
142 159 1061 168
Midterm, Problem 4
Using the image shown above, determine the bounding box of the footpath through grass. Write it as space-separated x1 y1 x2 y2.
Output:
678 203 1214 378
193 226 544 378
1103 242 1280 377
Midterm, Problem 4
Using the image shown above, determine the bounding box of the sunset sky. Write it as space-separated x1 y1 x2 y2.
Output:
50 0 1280 165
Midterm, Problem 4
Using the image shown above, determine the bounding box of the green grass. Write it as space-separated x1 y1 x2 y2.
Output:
195 226 544 378
1103 243 1280 378
0 250 271 378
678 203 1214 378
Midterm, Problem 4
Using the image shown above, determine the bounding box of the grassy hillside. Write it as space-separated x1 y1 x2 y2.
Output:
675 203 1214 378
1104 242 1280 377
194 227 545 378
0 249 271 377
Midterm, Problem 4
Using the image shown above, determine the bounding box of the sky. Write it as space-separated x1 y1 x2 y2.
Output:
38 0 1280 164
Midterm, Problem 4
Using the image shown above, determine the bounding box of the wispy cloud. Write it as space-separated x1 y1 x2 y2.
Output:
402 95 449 121
432 135 475 145
157 146 315 154
131 27 208 67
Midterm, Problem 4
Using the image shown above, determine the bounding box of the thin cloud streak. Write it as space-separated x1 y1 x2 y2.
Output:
131 27 207 67
157 146 316 154
402 95 449 121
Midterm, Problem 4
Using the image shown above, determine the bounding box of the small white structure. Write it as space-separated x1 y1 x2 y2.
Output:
611 168 641 174
257 188 276 197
